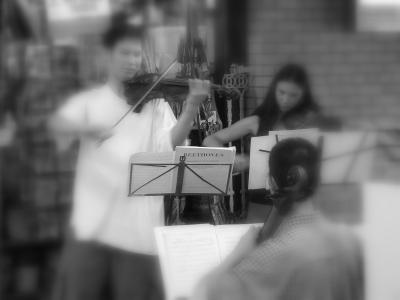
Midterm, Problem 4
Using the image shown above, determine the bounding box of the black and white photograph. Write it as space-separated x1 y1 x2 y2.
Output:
0 0 399 299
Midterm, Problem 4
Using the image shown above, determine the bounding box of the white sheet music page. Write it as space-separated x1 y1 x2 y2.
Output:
155 223 262 300
249 129 320 190
155 225 221 300
129 151 175 195
175 146 235 194
214 224 262 259
249 136 277 190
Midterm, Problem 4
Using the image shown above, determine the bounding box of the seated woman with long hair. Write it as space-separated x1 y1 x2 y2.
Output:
203 63 320 149
203 63 322 214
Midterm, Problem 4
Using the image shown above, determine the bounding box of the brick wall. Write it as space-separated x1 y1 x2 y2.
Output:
246 0 400 181
246 0 400 129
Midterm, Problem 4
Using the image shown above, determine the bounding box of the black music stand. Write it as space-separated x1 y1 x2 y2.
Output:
128 155 233 197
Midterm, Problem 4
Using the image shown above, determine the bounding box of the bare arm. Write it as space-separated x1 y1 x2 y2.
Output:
48 114 82 138
170 79 210 148
170 101 199 147
202 116 259 147
48 114 112 142
47 91 113 143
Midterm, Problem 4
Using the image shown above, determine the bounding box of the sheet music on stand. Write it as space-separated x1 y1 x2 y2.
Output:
155 223 262 300
128 146 236 196
128 147 242 300
249 129 377 189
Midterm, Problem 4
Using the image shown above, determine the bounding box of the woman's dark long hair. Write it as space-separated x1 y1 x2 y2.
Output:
252 63 319 135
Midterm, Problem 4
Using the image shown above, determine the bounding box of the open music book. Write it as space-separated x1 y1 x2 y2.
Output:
129 146 235 196
155 224 261 300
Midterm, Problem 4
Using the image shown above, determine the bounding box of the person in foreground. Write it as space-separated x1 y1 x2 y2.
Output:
49 19 209 300
193 138 364 300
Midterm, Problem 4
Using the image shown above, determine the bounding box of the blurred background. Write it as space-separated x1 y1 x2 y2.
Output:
0 0 400 299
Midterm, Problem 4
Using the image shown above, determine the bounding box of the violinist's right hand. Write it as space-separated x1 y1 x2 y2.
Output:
48 115 114 150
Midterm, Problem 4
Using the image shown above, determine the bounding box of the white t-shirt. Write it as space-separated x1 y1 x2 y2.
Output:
57 84 176 254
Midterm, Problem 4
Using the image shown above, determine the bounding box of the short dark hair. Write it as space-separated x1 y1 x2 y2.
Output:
269 138 320 197
102 15 144 49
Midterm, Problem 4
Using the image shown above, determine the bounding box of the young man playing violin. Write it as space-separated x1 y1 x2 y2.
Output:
49 20 210 300
194 138 364 300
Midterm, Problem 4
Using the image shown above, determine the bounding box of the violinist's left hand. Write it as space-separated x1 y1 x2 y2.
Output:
171 79 210 147
187 79 210 106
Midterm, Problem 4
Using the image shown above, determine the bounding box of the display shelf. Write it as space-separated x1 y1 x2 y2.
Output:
0 19 77 300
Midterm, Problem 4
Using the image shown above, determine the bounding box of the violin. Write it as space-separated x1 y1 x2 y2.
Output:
123 72 189 112
123 73 166 110
117 59 228 128
113 60 178 128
